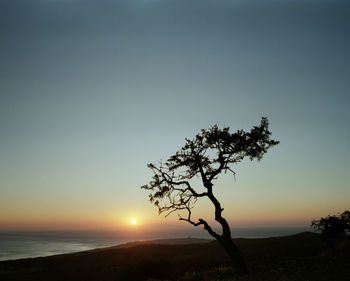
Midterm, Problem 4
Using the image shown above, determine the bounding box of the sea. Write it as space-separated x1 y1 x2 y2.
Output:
0 226 311 261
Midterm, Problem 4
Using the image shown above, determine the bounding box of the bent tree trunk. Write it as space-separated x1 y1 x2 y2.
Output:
206 189 248 276
218 235 248 276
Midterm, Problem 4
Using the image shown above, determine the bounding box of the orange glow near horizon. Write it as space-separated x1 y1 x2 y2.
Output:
1 203 343 232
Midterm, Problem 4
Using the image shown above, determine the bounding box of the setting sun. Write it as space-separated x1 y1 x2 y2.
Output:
131 219 136 225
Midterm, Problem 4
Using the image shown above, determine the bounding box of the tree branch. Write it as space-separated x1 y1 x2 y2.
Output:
178 207 220 239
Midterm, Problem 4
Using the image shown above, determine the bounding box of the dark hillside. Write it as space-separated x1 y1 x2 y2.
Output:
0 232 349 281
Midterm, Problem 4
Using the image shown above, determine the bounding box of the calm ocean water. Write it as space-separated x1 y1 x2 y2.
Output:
0 231 128 261
0 227 310 261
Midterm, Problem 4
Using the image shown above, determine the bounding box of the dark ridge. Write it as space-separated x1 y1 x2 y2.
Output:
0 232 349 281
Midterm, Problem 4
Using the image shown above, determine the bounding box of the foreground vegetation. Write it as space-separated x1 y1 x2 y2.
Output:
0 232 349 281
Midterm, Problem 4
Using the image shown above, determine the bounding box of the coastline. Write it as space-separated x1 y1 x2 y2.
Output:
0 226 310 261
1 232 349 281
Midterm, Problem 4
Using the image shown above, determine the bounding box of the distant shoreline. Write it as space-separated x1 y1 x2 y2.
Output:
0 226 310 262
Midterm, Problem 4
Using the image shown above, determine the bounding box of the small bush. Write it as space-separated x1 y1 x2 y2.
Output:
311 210 350 251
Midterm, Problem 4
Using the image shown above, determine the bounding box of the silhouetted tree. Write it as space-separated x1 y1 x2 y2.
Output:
141 117 279 276
340 210 350 233
311 210 350 252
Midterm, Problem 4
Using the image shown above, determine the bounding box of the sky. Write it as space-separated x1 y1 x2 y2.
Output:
1 0 349 235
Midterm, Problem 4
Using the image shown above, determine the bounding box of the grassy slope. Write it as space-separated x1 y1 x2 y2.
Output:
0 232 349 281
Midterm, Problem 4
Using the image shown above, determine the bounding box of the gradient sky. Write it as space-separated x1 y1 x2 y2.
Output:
1 0 349 234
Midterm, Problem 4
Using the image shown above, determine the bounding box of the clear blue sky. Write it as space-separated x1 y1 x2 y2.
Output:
0 0 349 232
